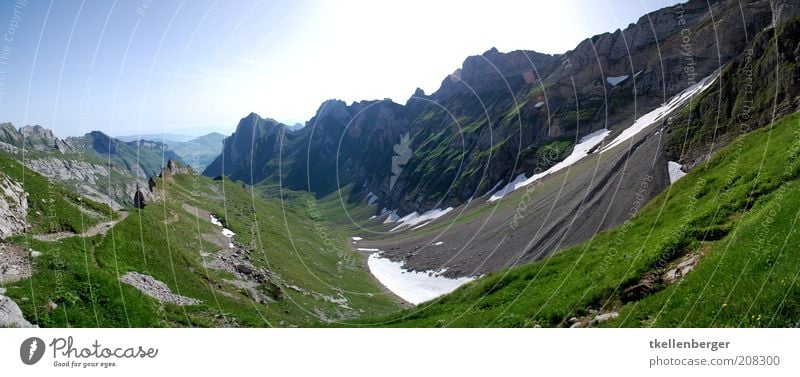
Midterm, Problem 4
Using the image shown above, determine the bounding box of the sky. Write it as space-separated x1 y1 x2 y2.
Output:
0 0 679 138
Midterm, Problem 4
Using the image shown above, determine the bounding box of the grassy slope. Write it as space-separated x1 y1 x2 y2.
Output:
0 152 111 233
2 171 398 327
350 112 800 327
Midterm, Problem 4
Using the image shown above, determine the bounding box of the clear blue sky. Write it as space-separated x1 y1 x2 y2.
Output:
0 0 679 137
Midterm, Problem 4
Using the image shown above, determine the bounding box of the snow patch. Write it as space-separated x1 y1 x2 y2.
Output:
367 253 474 304
351 237 363 241
382 209 400 224
668 161 687 183
210 215 223 226
357 248 381 252
211 214 236 243
606 75 629 86
483 180 504 197
433 241 444 246
390 207 454 232
489 128 610 202
602 71 720 153
534 101 545 108
366 192 378 205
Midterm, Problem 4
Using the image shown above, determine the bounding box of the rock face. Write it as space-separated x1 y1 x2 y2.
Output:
204 0 798 216
3 125 185 209
0 174 28 239
25 158 109 184
119 272 201 306
0 295 36 328
0 123 76 153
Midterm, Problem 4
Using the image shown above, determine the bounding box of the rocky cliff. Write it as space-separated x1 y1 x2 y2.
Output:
0 174 28 239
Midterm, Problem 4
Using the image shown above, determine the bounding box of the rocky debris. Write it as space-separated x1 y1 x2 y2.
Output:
568 311 620 328
663 255 700 284
119 272 202 306
590 312 619 325
0 295 36 328
0 174 28 239
622 273 659 304
0 244 31 284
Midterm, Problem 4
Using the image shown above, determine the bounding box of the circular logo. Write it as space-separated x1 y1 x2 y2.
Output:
19 337 45 365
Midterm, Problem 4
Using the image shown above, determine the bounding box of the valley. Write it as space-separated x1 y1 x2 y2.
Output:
1 0 799 329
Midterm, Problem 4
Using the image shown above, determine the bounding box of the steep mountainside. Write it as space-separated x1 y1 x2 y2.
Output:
353 112 800 327
205 0 798 217
0 126 184 209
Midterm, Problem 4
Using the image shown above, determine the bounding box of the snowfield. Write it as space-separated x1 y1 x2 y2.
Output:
606 75 629 86
389 207 454 232
367 253 474 304
489 128 610 202
601 71 720 153
668 161 687 183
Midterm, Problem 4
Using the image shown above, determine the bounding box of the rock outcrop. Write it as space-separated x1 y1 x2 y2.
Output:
119 272 201 305
0 295 36 328
0 174 28 239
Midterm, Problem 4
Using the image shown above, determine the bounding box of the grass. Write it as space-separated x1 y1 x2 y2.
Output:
348 112 800 327
0 152 111 233
2 170 399 327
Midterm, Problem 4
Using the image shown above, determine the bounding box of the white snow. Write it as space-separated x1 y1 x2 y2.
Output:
366 192 378 205
351 237 363 241
668 161 687 183
382 209 400 224
634 70 643 78
369 215 377 219
602 71 720 153
212 214 236 242
488 128 610 202
534 101 545 108
390 207 454 232
433 241 444 246
210 215 223 226
606 75 629 86
367 253 474 304
485 180 504 196
357 248 381 252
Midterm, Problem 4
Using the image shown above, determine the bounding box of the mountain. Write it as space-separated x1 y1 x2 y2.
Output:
356 111 800 327
204 0 800 290
116 132 198 143
168 132 225 171
2 0 800 329
0 125 184 209
207 0 797 216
